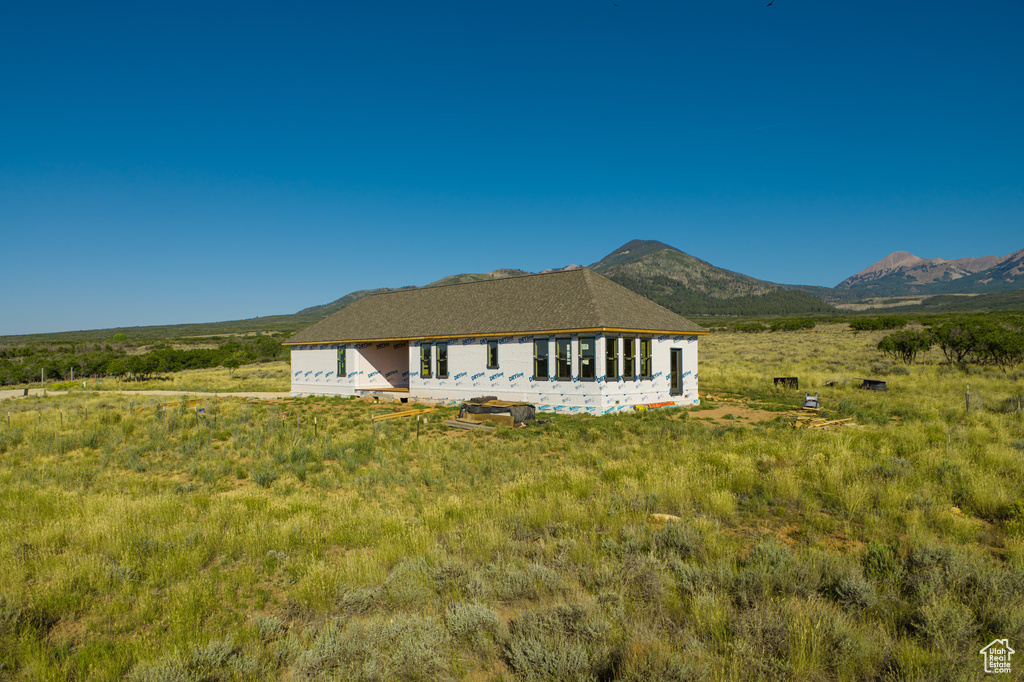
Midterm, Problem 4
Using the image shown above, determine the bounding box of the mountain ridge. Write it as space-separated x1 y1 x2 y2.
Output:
838 248 1023 293
302 239 836 319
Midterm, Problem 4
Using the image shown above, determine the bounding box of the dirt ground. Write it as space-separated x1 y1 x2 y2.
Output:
688 403 784 427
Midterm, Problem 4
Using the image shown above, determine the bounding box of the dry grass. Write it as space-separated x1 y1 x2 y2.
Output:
0 324 1021 680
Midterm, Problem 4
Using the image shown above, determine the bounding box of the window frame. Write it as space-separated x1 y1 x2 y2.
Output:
604 336 617 381
555 337 572 381
420 343 432 379
622 336 636 380
337 346 346 378
436 341 448 379
486 340 499 370
639 337 653 380
579 336 596 382
534 337 549 381
670 347 683 396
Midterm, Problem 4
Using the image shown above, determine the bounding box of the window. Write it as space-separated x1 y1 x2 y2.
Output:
670 347 682 396
579 336 596 381
605 337 617 380
337 347 346 378
640 338 653 380
534 338 549 380
555 337 571 380
420 343 432 379
436 342 448 378
623 337 636 380
486 340 499 369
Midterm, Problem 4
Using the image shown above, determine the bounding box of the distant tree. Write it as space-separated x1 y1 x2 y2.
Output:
930 320 981 364
972 322 1024 372
224 357 242 378
878 330 932 364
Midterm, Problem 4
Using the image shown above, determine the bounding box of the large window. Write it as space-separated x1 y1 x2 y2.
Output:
605 337 617 380
640 338 653 380
486 340 499 369
555 337 571 380
534 338 549 380
623 337 636 380
436 342 448 378
420 343 432 379
337 347 346 378
579 336 596 381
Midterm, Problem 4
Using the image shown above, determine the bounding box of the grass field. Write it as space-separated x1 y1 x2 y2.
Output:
1 324 1022 681
85 362 292 394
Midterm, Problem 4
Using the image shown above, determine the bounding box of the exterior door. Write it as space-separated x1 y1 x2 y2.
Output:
670 347 683 396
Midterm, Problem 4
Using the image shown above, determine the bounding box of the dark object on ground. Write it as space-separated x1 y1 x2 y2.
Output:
774 377 798 389
467 396 498 404
458 400 536 427
859 379 888 391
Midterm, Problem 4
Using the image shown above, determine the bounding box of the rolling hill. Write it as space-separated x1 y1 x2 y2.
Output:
588 240 835 316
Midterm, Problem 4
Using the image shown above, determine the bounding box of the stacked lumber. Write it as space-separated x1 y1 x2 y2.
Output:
371 408 438 423
791 416 854 430
442 419 496 431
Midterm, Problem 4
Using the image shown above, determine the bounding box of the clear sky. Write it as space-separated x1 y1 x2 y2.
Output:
2 1 1022 335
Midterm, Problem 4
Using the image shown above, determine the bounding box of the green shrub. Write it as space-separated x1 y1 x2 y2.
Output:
769 318 816 332
250 464 278 489
295 614 449 681
850 316 906 332
446 602 504 657
503 603 612 682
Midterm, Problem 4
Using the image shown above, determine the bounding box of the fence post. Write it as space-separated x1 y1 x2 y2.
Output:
965 383 970 413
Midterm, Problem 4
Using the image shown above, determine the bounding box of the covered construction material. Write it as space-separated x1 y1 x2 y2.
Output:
457 399 536 427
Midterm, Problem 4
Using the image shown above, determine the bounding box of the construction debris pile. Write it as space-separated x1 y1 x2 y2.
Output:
786 396 858 431
445 397 537 431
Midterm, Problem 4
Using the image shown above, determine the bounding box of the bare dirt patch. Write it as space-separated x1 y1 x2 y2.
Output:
689 404 782 427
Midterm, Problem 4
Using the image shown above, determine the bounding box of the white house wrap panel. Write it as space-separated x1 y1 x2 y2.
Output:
292 333 699 415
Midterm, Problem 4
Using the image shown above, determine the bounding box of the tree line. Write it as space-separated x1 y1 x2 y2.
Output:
0 335 286 386
878 318 1024 370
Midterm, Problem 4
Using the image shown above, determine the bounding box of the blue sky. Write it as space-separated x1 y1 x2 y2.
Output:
2 1 1022 335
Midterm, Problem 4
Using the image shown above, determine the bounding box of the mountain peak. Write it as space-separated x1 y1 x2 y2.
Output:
854 251 923 278
606 240 679 258
838 247 1023 292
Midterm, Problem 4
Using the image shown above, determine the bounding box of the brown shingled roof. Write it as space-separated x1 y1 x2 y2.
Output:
285 268 707 345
